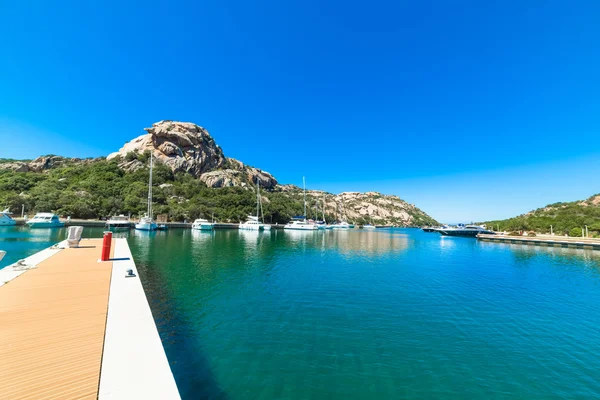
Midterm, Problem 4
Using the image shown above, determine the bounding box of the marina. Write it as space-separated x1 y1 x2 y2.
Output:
2 227 600 398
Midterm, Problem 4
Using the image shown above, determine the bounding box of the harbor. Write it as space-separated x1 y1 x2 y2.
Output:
0 236 180 399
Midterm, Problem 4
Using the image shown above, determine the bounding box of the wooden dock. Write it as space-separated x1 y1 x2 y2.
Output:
0 238 180 399
477 234 600 251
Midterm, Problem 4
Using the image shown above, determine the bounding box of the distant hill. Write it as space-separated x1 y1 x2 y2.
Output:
483 194 600 237
0 121 438 226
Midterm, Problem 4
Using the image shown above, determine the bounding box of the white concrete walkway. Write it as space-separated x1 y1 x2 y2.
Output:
99 238 181 399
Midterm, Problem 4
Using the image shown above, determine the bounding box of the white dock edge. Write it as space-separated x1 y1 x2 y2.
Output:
0 241 67 287
99 238 181 399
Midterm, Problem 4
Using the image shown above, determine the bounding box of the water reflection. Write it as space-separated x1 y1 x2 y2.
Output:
280 229 410 255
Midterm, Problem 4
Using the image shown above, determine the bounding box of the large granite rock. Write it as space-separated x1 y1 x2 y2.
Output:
107 120 227 177
107 121 278 189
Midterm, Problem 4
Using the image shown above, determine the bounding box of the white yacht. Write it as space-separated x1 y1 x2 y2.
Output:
240 179 266 231
284 177 318 231
437 224 495 237
135 153 158 231
239 215 264 231
0 208 16 226
106 214 131 230
363 224 376 229
285 217 319 231
330 221 353 230
192 218 214 231
26 213 64 228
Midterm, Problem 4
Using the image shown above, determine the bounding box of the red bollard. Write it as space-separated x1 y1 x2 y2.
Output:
101 231 113 261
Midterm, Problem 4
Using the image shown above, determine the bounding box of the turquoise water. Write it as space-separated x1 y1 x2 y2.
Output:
3 227 600 398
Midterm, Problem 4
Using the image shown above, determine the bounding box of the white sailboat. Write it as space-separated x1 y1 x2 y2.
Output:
240 178 267 231
329 201 354 229
135 153 158 231
284 177 318 231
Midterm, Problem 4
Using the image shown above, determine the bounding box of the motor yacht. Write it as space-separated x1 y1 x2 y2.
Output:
26 213 64 228
0 208 16 226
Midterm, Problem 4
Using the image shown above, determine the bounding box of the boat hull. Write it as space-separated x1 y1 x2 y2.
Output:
192 225 214 231
438 229 495 237
0 220 16 226
26 222 65 228
284 226 319 231
239 225 264 231
106 223 131 231
135 223 158 231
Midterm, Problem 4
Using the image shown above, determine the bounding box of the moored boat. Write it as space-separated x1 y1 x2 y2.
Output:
422 227 436 232
330 221 352 230
240 178 267 231
0 208 16 226
284 177 318 231
239 215 264 231
192 218 214 231
26 213 64 228
438 225 495 237
135 152 158 231
106 214 131 230
284 216 319 231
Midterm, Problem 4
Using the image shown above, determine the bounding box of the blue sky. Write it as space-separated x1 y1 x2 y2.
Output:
1 0 599 222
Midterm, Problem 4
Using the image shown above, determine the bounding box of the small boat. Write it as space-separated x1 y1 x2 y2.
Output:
135 152 158 231
26 213 64 228
284 177 318 231
192 218 214 231
284 216 319 231
136 215 158 231
157 224 168 230
363 224 376 229
239 215 264 231
422 227 436 232
0 208 16 226
240 179 266 231
437 224 495 237
330 221 352 230
106 214 131 230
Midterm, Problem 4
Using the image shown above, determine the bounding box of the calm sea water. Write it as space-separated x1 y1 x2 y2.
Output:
2 227 600 399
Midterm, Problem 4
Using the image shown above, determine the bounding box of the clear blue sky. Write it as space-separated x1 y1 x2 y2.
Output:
1 0 599 222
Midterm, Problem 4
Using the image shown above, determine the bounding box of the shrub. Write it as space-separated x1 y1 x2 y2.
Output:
569 227 584 237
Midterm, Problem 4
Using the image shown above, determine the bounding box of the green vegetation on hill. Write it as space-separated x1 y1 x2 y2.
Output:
484 195 600 237
0 158 437 225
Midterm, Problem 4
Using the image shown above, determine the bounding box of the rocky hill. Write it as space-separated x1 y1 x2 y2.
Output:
0 120 437 226
483 194 600 236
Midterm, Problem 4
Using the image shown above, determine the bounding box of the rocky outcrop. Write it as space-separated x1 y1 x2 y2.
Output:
293 190 436 226
107 121 278 189
0 156 100 173
107 121 227 177
0 162 29 172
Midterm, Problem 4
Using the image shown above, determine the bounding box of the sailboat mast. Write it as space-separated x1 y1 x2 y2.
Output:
303 176 306 217
322 200 326 224
148 152 153 218
256 178 260 220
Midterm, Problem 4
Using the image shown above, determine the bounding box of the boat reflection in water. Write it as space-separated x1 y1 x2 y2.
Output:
283 228 410 255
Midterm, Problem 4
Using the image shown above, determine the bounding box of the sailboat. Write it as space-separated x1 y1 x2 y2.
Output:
329 201 353 229
284 177 318 231
135 153 158 231
239 179 266 231
314 199 327 229
364 214 376 229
